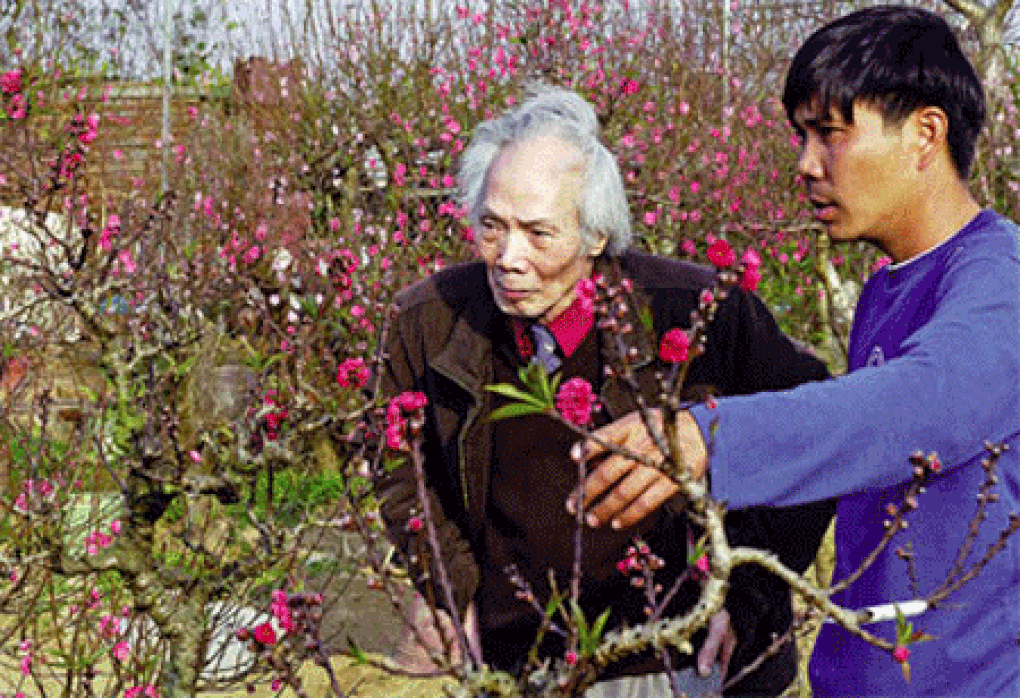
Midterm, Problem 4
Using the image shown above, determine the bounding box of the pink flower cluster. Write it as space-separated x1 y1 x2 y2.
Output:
384 391 428 451
263 392 289 440
85 520 121 556
13 477 57 513
739 247 763 292
111 641 130 662
555 377 600 427
616 541 665 588
99 612 124 639
271 589 295 633
99 214 121 251
1 70 25 120
575 277 598 314
0 70 21 94
123 686 158 698
71 112 100 146
336 357 370 388
19 639 32 676
704 238 763 292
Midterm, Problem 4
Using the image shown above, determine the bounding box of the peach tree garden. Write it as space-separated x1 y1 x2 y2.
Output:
0 0 1017 696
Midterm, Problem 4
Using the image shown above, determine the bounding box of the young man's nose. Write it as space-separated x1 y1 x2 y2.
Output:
797 138 825 181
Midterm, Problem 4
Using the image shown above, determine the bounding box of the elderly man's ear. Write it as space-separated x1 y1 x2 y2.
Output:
589 232 609 258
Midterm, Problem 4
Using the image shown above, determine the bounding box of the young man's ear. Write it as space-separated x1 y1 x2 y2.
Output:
913 105 950 171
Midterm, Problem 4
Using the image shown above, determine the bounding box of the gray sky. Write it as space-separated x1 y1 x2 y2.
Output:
19 0 1020 81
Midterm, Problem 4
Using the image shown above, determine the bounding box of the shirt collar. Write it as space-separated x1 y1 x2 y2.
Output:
510 293 595 361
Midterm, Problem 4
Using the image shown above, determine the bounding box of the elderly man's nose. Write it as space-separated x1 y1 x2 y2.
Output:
497 230 529 270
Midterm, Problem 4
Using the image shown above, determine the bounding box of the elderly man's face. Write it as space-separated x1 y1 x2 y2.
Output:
476 135 606 323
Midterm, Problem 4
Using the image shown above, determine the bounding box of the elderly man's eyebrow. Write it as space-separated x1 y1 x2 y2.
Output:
518 217 558 230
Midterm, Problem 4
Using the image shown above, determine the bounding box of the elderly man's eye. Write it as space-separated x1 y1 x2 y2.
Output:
479 219 505 240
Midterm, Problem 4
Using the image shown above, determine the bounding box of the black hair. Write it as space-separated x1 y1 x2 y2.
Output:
783 5 986 178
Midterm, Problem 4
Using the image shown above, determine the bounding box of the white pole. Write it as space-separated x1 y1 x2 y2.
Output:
160 0 173 194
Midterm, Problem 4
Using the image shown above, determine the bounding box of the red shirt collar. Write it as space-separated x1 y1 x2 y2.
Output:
511 294 595 361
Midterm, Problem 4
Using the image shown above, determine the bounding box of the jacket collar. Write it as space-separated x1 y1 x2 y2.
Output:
426 253 659 407
429 275 499 397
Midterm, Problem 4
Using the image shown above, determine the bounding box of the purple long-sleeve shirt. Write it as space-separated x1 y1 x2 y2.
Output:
691 210 1019 696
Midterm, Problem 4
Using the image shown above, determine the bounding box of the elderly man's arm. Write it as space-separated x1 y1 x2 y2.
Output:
374 309 481 621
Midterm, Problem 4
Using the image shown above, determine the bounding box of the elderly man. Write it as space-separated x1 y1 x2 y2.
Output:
575 7 1019 697
376 85 834 696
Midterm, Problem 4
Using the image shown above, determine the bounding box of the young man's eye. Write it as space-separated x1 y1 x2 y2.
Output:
818 125 841 140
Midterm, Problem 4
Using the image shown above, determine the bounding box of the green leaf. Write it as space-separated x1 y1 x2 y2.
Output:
488 402 551 422
545 592 563 619
570 599 589 643
346 637 369 665
485 382 548 408
586 607 613 653
638 305 654 333
261 352 287 372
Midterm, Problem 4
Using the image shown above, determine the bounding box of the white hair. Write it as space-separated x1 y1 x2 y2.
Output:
458 84 632 256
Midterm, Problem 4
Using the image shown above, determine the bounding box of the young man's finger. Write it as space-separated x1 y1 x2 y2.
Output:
583 466 678 529
566 452 633 518
605 474 679 529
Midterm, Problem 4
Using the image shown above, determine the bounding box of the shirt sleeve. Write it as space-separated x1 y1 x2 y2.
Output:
691 251 1020 508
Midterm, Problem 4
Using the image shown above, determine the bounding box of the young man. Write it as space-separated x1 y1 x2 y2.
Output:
376 85 834 695
576 6 1019 696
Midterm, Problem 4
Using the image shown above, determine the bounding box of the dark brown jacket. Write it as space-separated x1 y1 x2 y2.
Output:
376 251 834 694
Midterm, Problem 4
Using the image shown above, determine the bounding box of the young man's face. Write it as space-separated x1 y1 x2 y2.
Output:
793 100 920 260
476 134 606 323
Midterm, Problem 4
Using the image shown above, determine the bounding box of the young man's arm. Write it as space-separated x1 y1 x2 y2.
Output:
576 247 1020 516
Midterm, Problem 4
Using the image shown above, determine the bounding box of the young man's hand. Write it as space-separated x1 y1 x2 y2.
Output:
568 409 708 529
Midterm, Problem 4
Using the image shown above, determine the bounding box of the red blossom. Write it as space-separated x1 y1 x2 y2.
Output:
555 377 600 427
337 357 370 388
706 239 736 267
565 650 579 666
658 328 690 364
383 391 428 452
892 645 910 664
739 266 762 292
392 391 428 411
576 277 597 313
253 622 277 646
